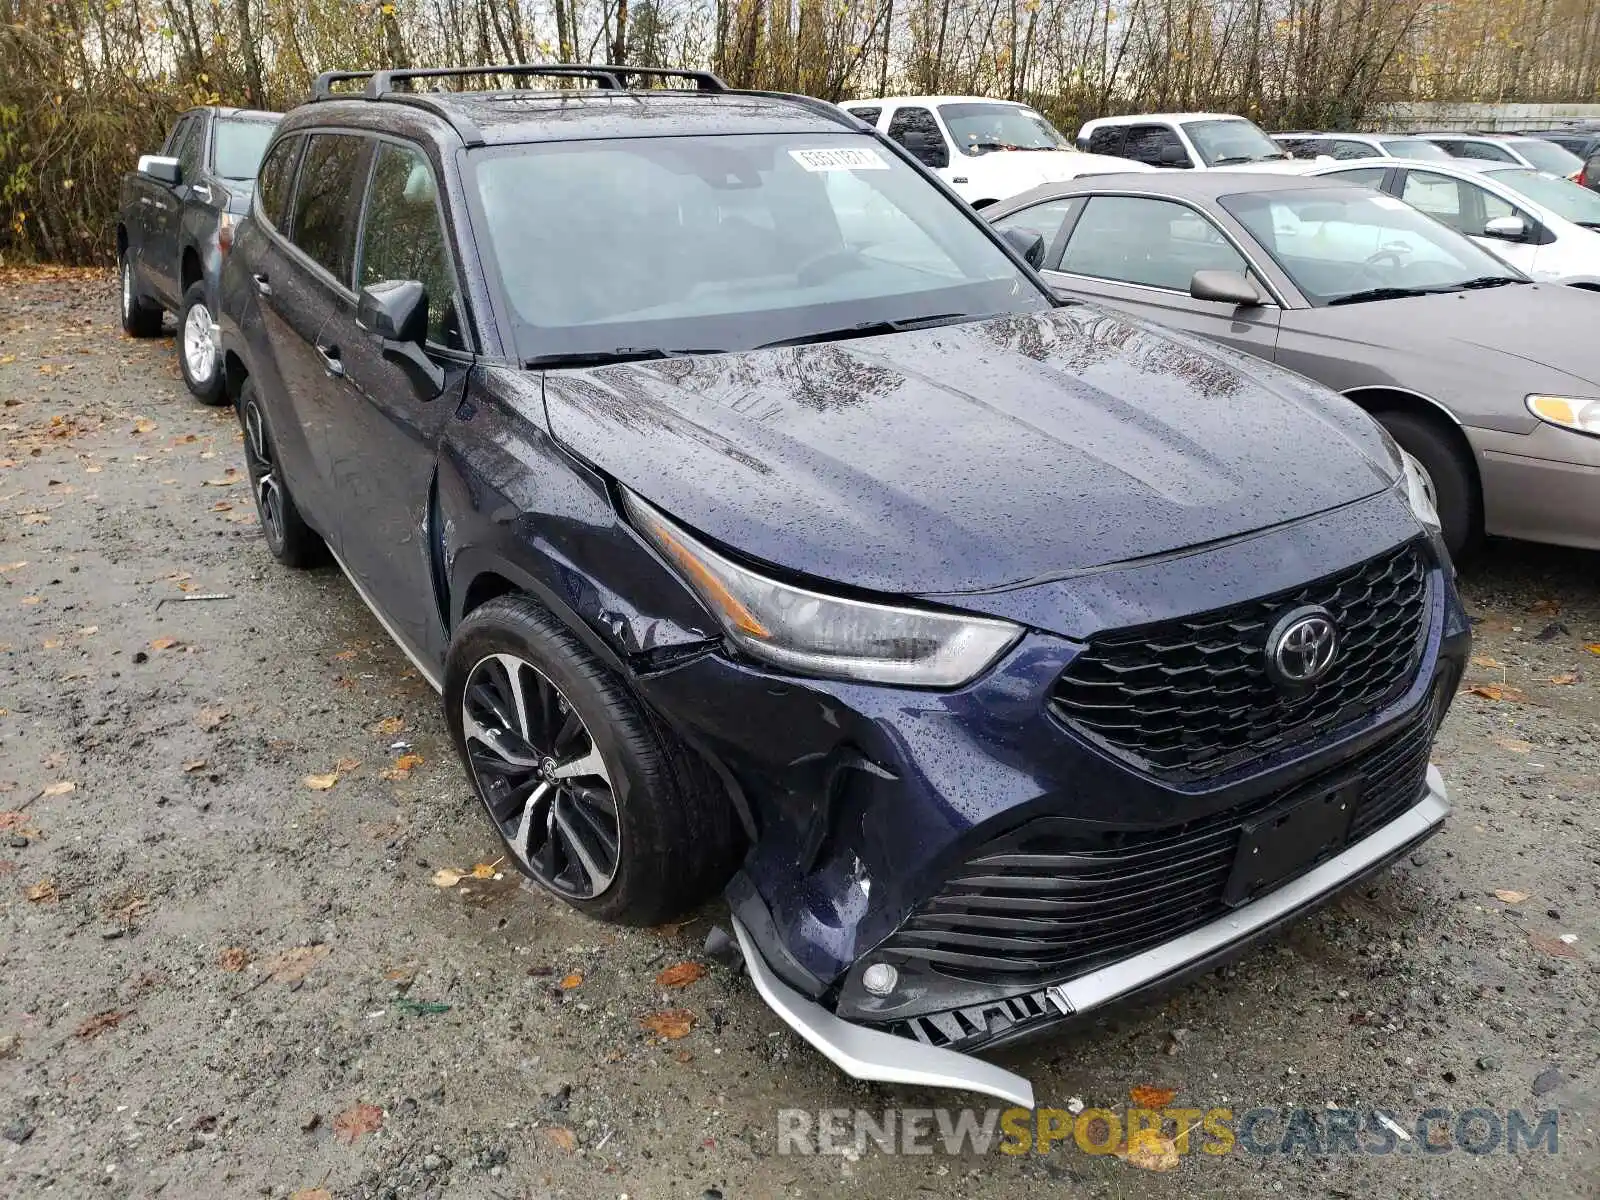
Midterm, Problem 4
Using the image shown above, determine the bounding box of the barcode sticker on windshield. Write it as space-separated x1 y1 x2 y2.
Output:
789 147 889 172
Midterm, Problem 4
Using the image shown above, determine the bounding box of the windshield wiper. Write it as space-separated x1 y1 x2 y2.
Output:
754 312 983 350
1574 220 1600 229
526 347 720 368
1326 286 1443 306
1457 275 1524 289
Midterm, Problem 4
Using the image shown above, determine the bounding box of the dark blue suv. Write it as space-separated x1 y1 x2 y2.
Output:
217 65 1469 1107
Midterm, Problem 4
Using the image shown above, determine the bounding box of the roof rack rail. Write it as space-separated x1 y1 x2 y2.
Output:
732 89 861 131
311 70 378 100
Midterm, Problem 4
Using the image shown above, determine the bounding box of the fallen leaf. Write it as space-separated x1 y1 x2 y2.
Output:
559 972 584 990
1493 889 1529 904
41 638 61 650
332 1102 383 1145
1118 1128 1180 1172
1529 932 1579 959
396 752 423 771
333 649 358 662
1466 683 1527 703
1587 644 1600 656
173 433 198 445
655 961 707 988
26 879 58 902
217 947 250 971
182 759 207 772
384 966 417 983
0 812 28 830
303 773 338 790
75 1010 129 1040
373 716 405 736
543 1126 578 1153
431 868 464 888
132 419 155 435
210 500 232 512
201 470 240 487
19 595 40 605
0 355 14 364
1550 672 1579 685
1469 654 1502 669
1490 737 1533 754
289 1190 333 1200
1528 598 1561 616
649 921 686 938
261 944 331 983
333 757 360 773
0 561 26 572
640 1009 696 1039
21 513 48 525
150 636 180 650
77 626 97 636
469 862 498 879
41 780 74 797
196 707 230 731
1129 1085 1178 1109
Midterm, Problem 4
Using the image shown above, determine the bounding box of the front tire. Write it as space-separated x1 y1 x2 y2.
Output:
1377 410 1480 561
119 252 163 338
238 378 325 567
178 282 226 404
444 595 742 925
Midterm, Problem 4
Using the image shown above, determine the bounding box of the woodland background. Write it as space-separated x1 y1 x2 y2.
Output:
3 0 1600 263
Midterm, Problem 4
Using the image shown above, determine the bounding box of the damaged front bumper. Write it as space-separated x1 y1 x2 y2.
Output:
732 770 1449 1108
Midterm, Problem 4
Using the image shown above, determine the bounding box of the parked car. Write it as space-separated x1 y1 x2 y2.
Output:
1409 131 1583 179
1272 131 1453 162
1306 158 1600 286
838 96 1148 206
1518 128 1600 191
219 64 1465 1106
117 106 281 403
1076 112 1294 170
987 171 1600 558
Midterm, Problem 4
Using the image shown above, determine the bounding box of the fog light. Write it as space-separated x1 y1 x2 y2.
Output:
861 963 898 996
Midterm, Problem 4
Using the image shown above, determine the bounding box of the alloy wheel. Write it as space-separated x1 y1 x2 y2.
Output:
241 398 285 547
183 302 216 383
460 652 621 899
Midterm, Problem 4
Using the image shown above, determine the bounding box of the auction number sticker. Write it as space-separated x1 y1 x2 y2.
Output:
789 147 890 172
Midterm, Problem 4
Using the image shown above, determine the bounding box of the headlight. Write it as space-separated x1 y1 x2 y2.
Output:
1526 394 1600 437
622 490 1022 687
1398 450 1441 532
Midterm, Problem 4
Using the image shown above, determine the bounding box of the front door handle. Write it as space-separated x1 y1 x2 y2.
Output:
317 344 344 378
192 183 213 203
252 273 271 296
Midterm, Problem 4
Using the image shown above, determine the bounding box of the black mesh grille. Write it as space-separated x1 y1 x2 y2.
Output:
878 715 1433 986
1049 542 1429 780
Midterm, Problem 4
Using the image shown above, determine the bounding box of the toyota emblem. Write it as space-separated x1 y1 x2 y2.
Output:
1266 606 1338 687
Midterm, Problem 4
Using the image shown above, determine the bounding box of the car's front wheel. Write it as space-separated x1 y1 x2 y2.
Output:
1377 410 1480 561
178 283 226 404
444 594 742 925
238 378 324 567
119 251 163 338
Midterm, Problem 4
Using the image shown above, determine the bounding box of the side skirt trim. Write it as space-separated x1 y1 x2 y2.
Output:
327 545 445 694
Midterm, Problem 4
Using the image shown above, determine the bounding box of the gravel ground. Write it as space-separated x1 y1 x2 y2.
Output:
1 268 1596 1200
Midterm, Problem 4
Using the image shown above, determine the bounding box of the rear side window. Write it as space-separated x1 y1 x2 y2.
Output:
846 106 882 127
886 107 948 168
291 134 368 286
1325 138 1378 160
1123 124 1188 167
170 116 204 182
1087 126 1124 155
359 142 465 350
256 135 302 230
1325 165 1388 188
1456 140 1516 162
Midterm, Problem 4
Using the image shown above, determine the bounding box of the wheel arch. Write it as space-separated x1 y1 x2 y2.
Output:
221 350 249 404
180 245 204 294
1342 384 1483 534
116 224 128 256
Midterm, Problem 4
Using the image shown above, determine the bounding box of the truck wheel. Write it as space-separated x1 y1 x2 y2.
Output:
239 378 325 567
178 283 226 405
444 594 743 926
120 252 163 338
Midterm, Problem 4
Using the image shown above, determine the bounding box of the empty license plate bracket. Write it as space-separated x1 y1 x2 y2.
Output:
1224 780 1360 907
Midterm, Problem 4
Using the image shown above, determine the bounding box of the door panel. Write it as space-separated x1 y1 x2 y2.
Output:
146 115 198 305
323 140 472 663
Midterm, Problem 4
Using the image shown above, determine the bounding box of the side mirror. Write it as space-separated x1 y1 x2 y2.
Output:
1190 269 1264 307
1000 226 1046 268
357 280 444 394
138 154 182 185
1483 214 1528 241
1158 144 1190 168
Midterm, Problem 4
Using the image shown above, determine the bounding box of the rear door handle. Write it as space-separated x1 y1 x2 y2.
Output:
252 273 271 296
317 344 344 378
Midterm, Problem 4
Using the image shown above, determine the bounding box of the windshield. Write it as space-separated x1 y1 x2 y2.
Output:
470 134 1049 360
1186 119 1288 165
938 103 1069 156
1508 138 1583 176
1378 138 1453 161
1220 186 1522 305
1485 167 1600 225
212 119 279 181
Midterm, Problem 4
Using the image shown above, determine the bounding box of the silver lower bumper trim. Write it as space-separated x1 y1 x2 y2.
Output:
735 765 1449 1108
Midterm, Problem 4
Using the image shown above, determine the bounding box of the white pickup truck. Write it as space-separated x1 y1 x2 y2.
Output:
840 96 1150 207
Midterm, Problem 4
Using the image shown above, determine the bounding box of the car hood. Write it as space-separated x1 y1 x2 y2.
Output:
541 308 1397 596
1298 282 1600 392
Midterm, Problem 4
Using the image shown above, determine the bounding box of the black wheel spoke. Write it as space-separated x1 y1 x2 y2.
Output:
460 652 621 900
